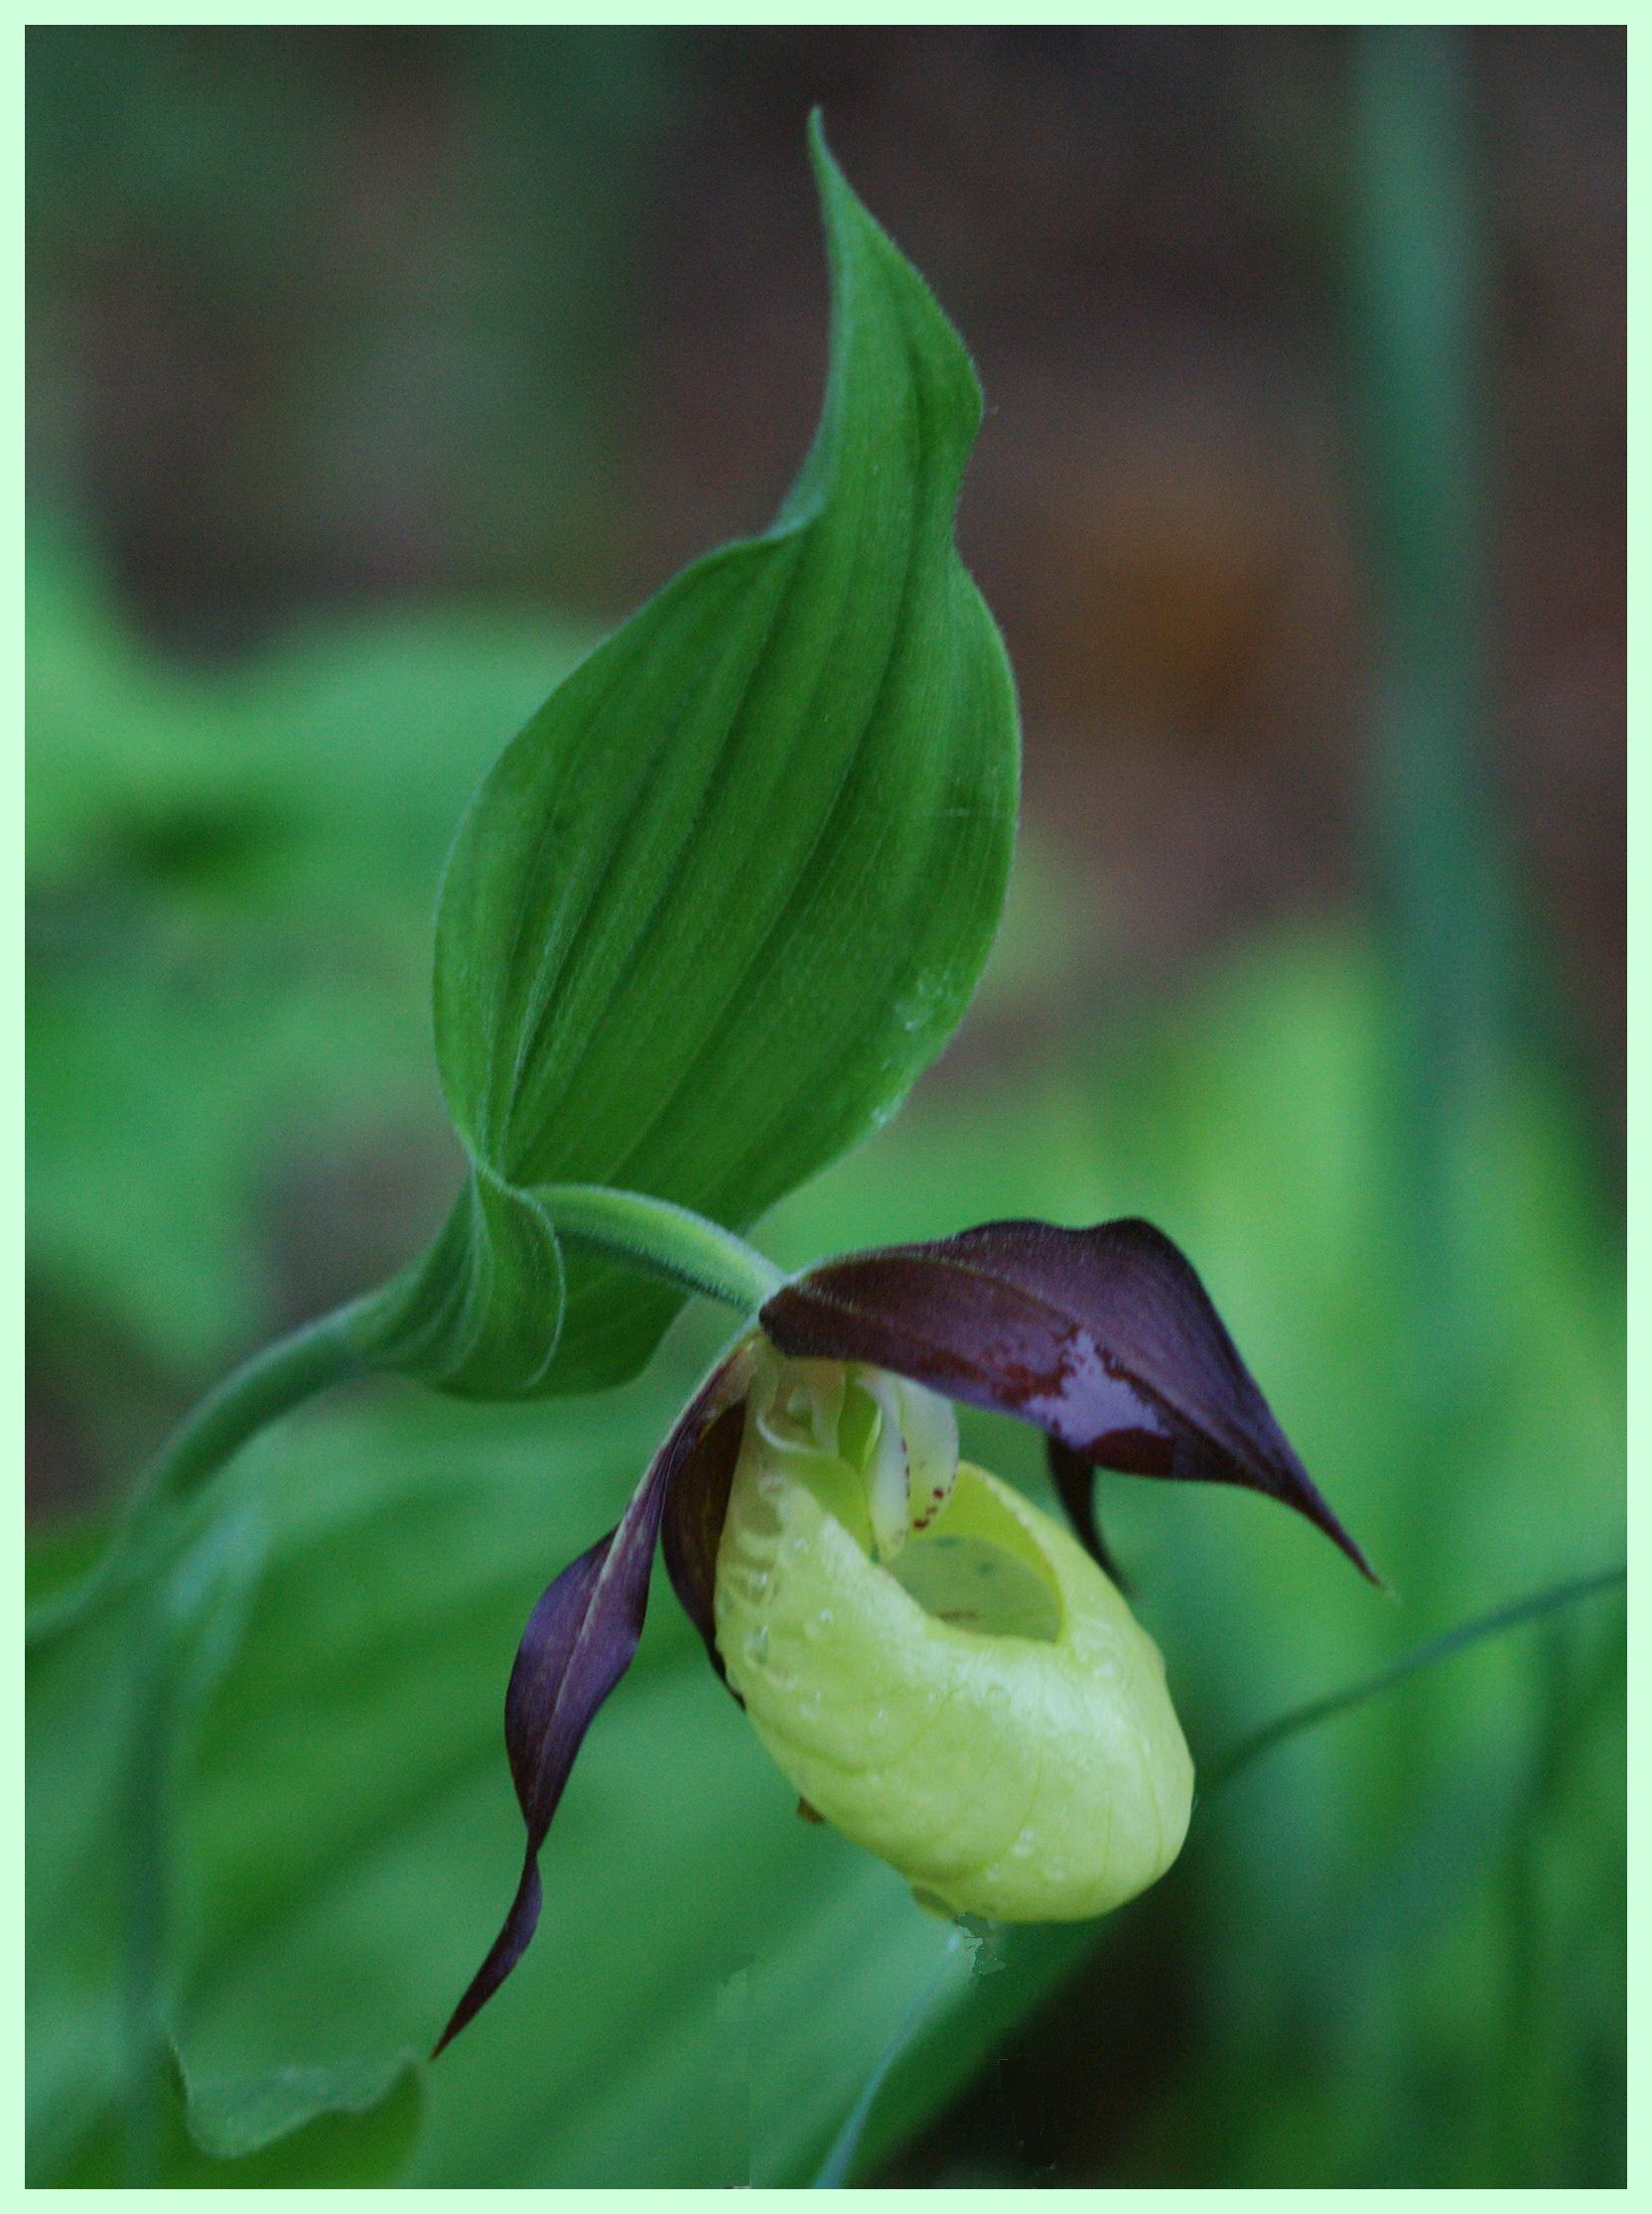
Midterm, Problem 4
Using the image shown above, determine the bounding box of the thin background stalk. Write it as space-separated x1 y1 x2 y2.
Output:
815 1561 1625 2187
1351 21 1508 1328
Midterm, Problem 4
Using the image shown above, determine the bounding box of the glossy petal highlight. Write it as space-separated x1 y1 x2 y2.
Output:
761 1216 1377 1582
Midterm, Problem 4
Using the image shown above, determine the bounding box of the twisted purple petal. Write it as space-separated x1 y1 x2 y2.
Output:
435 1338 757 2054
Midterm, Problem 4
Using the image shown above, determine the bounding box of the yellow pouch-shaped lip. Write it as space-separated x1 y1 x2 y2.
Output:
715 1433 1194 1922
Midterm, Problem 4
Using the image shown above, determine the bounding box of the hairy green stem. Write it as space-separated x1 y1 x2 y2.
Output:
537 1182 785 1312
31 1189 777 1645
28 1301 368 1644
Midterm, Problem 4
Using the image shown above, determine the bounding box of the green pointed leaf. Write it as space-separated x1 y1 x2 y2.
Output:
430 118 1018 1394
355 1170 565 1399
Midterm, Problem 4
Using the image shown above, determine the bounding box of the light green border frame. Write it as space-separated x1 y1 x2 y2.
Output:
16 12 1629 2206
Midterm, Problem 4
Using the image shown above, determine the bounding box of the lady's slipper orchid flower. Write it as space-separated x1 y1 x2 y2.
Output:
713 1347 1194 1926
435 1215 1373 2053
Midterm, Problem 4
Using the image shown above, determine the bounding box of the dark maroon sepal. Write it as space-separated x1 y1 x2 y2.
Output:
1044 1435 1129 1591
761 1217 1378 1584
660 1394 751 1685
434 1341 757 2055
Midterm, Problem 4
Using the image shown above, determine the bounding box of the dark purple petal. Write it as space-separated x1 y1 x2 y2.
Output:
1044 1435 1129 1591
659 1397 750 1685
761 1217 1377 1583
434 1341 756 2055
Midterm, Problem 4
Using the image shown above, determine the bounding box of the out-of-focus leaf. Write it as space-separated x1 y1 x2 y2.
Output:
28 1488 275 2187
53 2044 422 2186
27 544 264 898
184 2050 419 2164
430 119 1018 1396
27 541 586 1383
28 541 590 910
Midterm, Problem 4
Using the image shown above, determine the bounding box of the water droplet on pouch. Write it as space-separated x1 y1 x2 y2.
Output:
744 1628 769 1665
1011 1828 1035 1860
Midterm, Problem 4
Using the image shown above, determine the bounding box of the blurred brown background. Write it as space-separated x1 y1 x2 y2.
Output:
29 25 1624 1131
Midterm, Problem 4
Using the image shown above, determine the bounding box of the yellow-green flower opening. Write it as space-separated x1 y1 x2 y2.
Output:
715 1350 1194 1921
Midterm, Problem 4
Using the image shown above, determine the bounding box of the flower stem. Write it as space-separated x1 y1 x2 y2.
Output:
28 1300 369 1644
31 1187 774 1646
536 1182 785 1312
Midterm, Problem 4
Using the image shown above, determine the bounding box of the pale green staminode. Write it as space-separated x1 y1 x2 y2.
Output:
715 1350 1195 1921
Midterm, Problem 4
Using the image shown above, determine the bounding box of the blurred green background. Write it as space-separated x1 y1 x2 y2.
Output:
27 26 1623 2188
